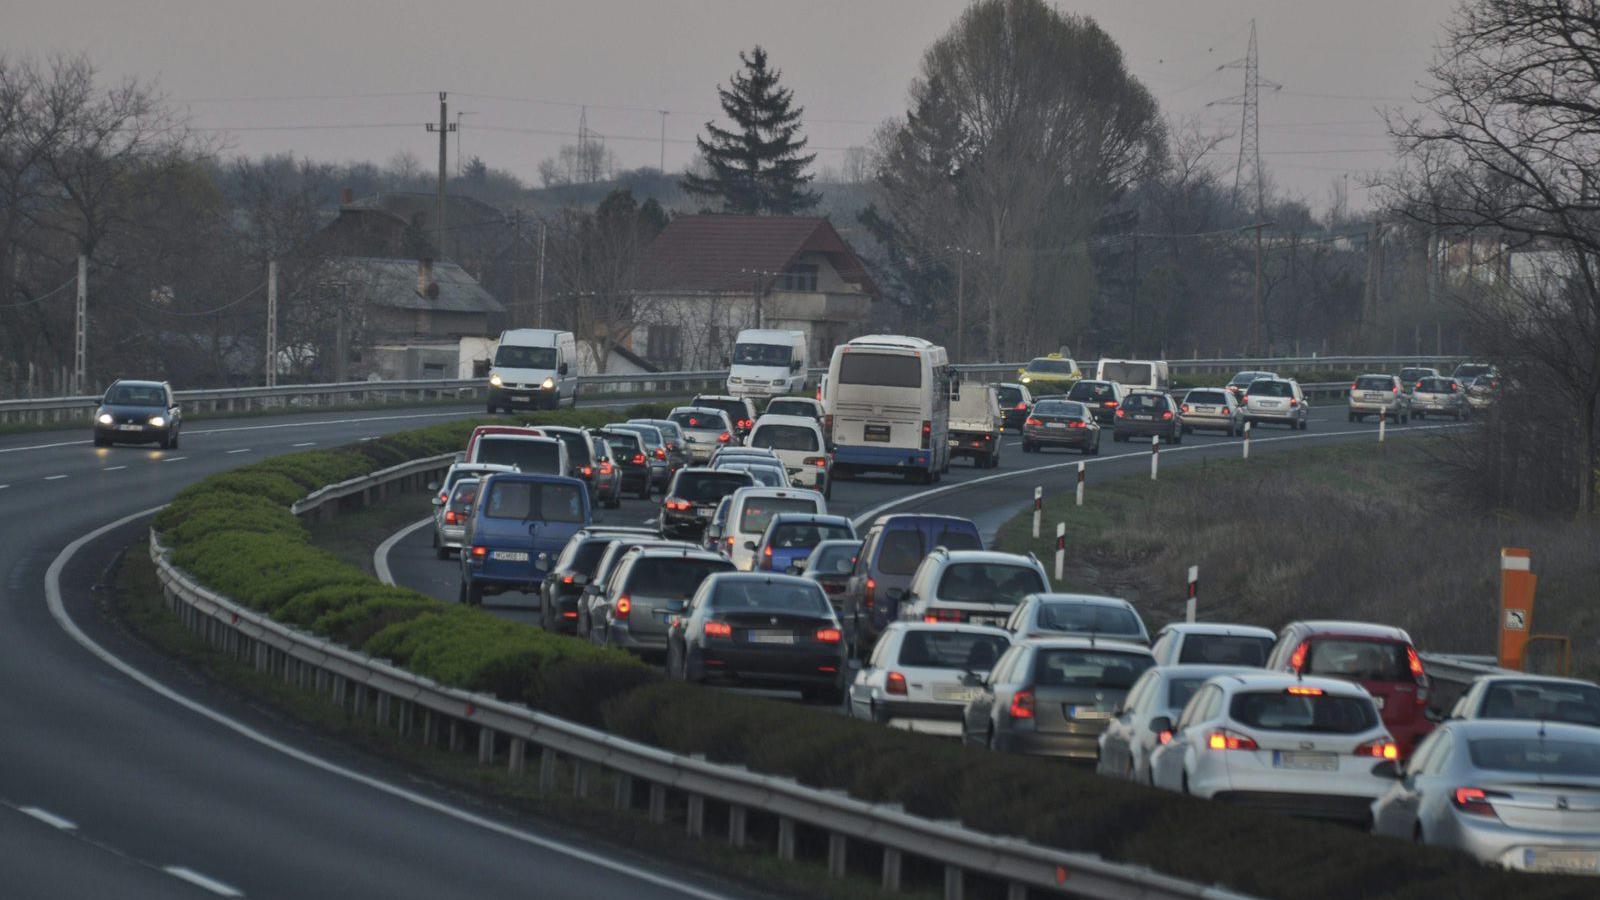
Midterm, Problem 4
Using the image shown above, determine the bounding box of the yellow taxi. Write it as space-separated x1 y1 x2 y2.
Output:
1016 354 1082 396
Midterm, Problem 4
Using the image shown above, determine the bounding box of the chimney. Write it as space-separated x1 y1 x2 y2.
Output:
339 186 354 205
418 258 435 298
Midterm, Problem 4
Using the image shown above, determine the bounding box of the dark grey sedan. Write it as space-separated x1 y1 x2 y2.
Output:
93 379 182 448
1021 399 1100 454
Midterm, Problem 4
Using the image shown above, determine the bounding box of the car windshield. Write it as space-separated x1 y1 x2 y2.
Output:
1186 391 1227 405
1480 682 1600 726
1027 358 1074 374
476 438 562 475
1356 376 1395 391
838 353 921 388
749 424 820 451
670 411 726 431
769 522 853 550
807 543 859 575
1122 393 1168 412
1033 649 1153 689
738 497 819 535
483 480 585 523
995 386 1024 406
1035 601 1143 637
764 400 816 418
936 563 1047 605
897 630 1009 670
1033 401 1083 417
1250 381 1293 398
1101 362 1153 385
1177 634 1273 666
733 343 793 366
711 580 830 613
494 345 557 369
675 472 753 503
1303 639 1412 682
106 384 165 405
627 557 732 597
1067 381 1115 402
1468 738 1600 776
1167 677 1208 711
1230 691 1378 733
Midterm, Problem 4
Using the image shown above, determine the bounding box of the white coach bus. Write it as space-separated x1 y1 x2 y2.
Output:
823 335 951 484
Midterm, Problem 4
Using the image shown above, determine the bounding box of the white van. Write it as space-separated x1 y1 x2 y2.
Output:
724 486 827 571
947 382 1003 468
487 329 578 413
746 414 831 496
467 434 569 477
824 335 951 484
1094 358 1171 395
726 329 808 399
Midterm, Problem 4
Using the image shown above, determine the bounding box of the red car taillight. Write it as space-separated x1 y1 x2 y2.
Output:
1161 410 1173 420
1115 408 1126 418
760 545 773 570
471 545 487 559
1354 739 1399 760
922 609 962 623
886 671 907 695
718 432 731 443
920 420 931 449
864 577 876 609
1015 402 1027 411
704 620 732 638
815 627 842 643
615 596 631 620
1008 688 1035 720
1180 404 1190 413
600 462 614 474
804 456 828 468
1407 646 1430 704
444 510 459 525
1206 729 1258 751
1288 640 1310 672
1453 787 1505 816
665 498 691 511
1025 417 1043 427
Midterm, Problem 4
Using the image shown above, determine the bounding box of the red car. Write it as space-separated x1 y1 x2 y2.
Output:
1266 621 1436 758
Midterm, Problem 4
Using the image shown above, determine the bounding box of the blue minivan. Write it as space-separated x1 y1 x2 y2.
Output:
459 473 591 606
841 514 984 649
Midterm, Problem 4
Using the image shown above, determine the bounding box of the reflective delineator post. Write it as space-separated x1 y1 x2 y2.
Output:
1032 486 1042 539
1075 462 1085 507
1054 523 1065 583
1150 434 1160 480
1379 417 1387 444
1186 565 1199 623
1242 422 1251 459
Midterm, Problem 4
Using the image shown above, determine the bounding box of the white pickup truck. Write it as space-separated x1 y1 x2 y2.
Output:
948 382 1003 468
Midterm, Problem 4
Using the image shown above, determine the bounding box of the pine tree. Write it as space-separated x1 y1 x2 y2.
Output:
682 46 819 215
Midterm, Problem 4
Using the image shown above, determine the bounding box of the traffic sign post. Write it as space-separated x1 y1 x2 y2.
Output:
1497 548 1537 670
1379 417 1387 444
1242 421 1251 459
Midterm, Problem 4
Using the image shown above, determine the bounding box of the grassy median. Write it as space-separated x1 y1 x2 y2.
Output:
995 438 1600 680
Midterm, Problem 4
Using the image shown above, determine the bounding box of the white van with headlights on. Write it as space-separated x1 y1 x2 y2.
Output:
726 329 808 399
487 329 577 413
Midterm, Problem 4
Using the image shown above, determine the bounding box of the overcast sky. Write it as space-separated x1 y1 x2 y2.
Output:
5 0 1459 212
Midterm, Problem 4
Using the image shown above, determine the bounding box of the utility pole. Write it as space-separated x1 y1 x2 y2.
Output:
658 110 668 172
1252 223 1265 355
956 250 965 363
266 260 278 387
74 253 86 394
425 92 457 253
535 221 547 328
454 110 475 176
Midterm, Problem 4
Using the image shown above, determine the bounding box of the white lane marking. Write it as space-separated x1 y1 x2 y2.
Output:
45 511 734 900
44 474 68 481
374 517 436 586
0 483 8 490
103 466 127 472
292 442 316 448
19 806 77 830
161 456 188 464
0 438 90 454
226 448 251 455
162 867 244 898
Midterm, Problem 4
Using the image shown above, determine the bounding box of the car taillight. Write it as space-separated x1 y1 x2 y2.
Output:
1009 688 1035 720
864 578 875 609
1068 420 1085 428
1115 408 1125 418
562 575 575 584
1289 398 1299 407
1240 394 1248 403
665 498 691 511
726 536 735 549
1103 400 1116 407
600 462 613 474
630 453 645 465
1354 739 1399 760
581 465 594 478
1180 404 1190 413
761 545 773 570
444 510 459 525
1025 417 1042 427
1453 787 1506 817
1157 729 1173 745
1407 646 1430 704
718 432 731 443
1288 640 1310 672
920 420 931 449
1206 729 1258 751
822 414 833 433
815 627 842 643
615 596 631 619
704 620 732 638
1350 382 1358 392
804 456 828 468
1392 384 1400 394
437 491 449 504
922 609 963 623
471 545 487 559
886 671 907 695
1286 685 1323 696
739 418 753 430
655 447 666 460
1161 410 1173 420
1015 402 1027 411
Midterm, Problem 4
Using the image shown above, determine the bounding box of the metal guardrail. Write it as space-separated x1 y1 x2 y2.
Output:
148 464 1257 900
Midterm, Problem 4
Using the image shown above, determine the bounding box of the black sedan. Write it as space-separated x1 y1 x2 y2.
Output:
93 379 182 448
665 573 848 704
596 427 653 499
1021 399 1100 454
1112 391 1183 443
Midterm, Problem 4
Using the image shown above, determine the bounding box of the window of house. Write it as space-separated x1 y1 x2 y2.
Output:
777 264 819 292
646 325 683 366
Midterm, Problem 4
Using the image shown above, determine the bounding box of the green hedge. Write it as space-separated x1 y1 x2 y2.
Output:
152 400 1592 900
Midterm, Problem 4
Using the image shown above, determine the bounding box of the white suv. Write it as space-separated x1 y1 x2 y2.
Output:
1347 374 1410 424
1241 377 1308 430
899 549 1051 627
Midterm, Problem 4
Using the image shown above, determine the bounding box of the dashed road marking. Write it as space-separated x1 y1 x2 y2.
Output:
19 806 77 830
162 867 244 898
44 474 68 481
103 466 126 472
292 442 316 447
226 448 251 454
160 456 188 464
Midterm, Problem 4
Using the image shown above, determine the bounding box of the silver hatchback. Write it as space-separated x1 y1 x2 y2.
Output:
1411 376 1470 420
1348 374 1410 423
1180 388 1245 436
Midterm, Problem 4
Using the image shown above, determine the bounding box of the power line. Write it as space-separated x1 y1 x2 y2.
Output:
140 281 266 316
1 274 78 309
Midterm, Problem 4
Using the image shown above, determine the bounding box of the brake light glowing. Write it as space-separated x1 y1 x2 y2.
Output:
1009 688 1035 720
1161 411 1173 421
665 498 691 511
1407 645 1430 704
1025 417 1043 427
1103 400 1116 407
815 627 842 643
704 620 732 638
1286 685 1323 696
1015 402 1027 410
718 432 731 443
739 418 753 430
471 545 487 558
1288 640 1310 672
600 462 614 475
1289 398 1299 407
1392 384 1400 394
1206 729 1257 751
864 578 875 609
1180 404 1190 413
886 671 907 695
1158 729 1173 745
1115 408 1125 418
1355 739 1399 760
581 465 594 478
562 575 574 584
444 510 459 525
615 596 631 619
655 447 666 460
923 609 962 623
760 545 773 570
1453 787 1502 816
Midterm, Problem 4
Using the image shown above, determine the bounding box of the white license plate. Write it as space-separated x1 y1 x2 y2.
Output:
117 423 143 430
491 551 529 562
934 686 980 703
510 395 530 402
970 615 1005 626
1046 422 1066 429
1273 751 1337 771
1525 849 1600 873
947 438 960 447
749 631 794 645
1364 393 1385 401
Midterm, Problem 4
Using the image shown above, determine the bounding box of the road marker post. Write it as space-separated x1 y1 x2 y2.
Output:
1186 566 1199 623
1054 524 1065 583
1242 422 1251 459
1150 435 1160 480
1379 417 1386 444
1075 462 1085 507
1032 486 1042 538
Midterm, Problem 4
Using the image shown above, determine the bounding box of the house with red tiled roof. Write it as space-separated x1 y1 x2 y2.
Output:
631 214 878 369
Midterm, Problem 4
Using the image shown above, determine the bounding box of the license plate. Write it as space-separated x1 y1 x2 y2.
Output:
1046 422 1066 429
934 686 980 703
1273 751 1337 771
970 615 1005 626
864 424 891 443
1364 393 1384 401
117 423 143 431
749 631 794 645
510 395 530 402
947 438 960 447
1135 415 1153 421
491 551 529 562
1524 849 1600 874
1065 706 1111 721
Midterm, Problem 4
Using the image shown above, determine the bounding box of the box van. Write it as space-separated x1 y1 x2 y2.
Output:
824 335 951 484
459 473 591 605
727 329 808 399
842 514 984 648
947 381 1003 468
725 486 827 571
487 328 577 412
1095 358 1171 395
468 434 568 476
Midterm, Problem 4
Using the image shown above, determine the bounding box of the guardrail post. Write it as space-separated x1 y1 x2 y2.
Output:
777 817 796 861
1379 416 1387 444
477 727 495 765
827 833 847 878
422 709 436 746
449 720 463 752
1150 434 1160 480
943 866 965 900
508 738 526 775
539 748 557 794
397 700 412 737
1242 421 1251 458
686 794 704 837
727 805 747 847
353 684 368 716
881 848 902 892
573 759 591 798
648 784 667 825
1054 524 1065 583
332 674 347 707
614 774 633 811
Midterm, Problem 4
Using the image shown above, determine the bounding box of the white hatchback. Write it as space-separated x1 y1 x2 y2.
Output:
746 414 831 495
725 486 827 571
850 622 1011 737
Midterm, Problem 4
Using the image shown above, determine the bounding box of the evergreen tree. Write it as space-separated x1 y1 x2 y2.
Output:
682 46 819 215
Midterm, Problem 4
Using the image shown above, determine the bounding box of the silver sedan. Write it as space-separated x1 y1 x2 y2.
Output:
1371 719 1600 874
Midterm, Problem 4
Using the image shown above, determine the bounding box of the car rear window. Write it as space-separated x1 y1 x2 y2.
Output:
897 630 1009 670
1355 376 1394 391
1249 381 1293 398
1028 358 1075 374
1303 639 1412 682
1399 368 1434 380
483 480 586 523
1035 601 1143 637
995 386 1024 406
626 557 733 597
711 580 830 613
936 563 1047 606
1178 634 1273 666
838 353 922 388
1230 691 1378 733
808 543 860 574
1033 649 1153 689
568 540 612 575
1067 381 1116 402
933 526 982 551
1480 682 1600 726
738 497 820 535
1101 362 1153 385
1034 401 1085 417
1185 390 1227 404
447 481 479 510
771 522 854 549
674 472 753 503
1229 372 1271 386
694 398 748 423
765 400 816 418
546 430 593 465
876 529 924 575
1122 393 1169 412
476 438 563 475
600 431 643 456
749 424 820 452
1416 378 1454 393
614 425 662 449
670 411 725 431
1468 738 1600 776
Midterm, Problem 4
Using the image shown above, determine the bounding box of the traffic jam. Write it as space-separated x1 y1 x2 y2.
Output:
424 328 1595 876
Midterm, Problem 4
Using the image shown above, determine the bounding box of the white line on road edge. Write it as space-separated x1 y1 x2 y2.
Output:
226 448 251 455
160 456 187 464
292 442 316 447
103 466 126 472
19 806 77 830
375 517 435 586
44 510 736 900
44 474 68 481
162 867 244 898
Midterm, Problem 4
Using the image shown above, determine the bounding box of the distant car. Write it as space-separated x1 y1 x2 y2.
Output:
899 549 1051 627
1149 623 1276 667
1150 672 1398 825
962 637 1155 762
1348 374 1410 424
429 462 518 510
690 394 759 441
713 460 790 488
1097 664 1253 785
1002 593 1149 644
666 572 849 704
762 396 825 424
1113 391 1183 443
1449 674 1600 727
947 382 1004 468
795 538 863 619
659 467 755 540
726 487 828 571
595 427 653 500
850 623 1012 736
433 477 481 560
843 514 985 648
575 536 697 639
588 437 623 509
994 382 1036 430
1241 378 1308 430
93 379 182 448
1451 362 1497 384
1411 376 1469 420
709 446 783 467
1464 375 1499 410
703 495 735 553
1016 355 1082 395
539 526 658 633
746 414 831 496
1371 719 1600 871
668 406 735 463
607 422 672 489
1266 620 1436 758
629 418 690 472
592 546 736 657
1179 388 1245 436
1066 379 1125 425
1398 366 1440 394
459 473 590 606
469 434 569 476
753 513 856 574
1226 370 1278 403
1022 399 1101 454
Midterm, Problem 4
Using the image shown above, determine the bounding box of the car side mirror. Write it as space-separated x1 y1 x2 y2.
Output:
666 599 688 614
785 564 802 576
558 363 569 375
1371 760 1402 780
959 670 984 687
1148 716 1173 735
1424 707 1445 723
743 540 757 551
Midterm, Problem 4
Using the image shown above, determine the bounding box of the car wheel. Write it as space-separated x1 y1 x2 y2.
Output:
169 429 180 449
465 582 484 607
93 435 109 447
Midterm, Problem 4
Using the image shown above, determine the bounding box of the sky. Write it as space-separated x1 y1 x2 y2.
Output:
4 0 1460 212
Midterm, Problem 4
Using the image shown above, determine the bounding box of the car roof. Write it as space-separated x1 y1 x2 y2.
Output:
1025 592 1134 609
731 486 823 501
111 379 167 389
449 462 518 474
692 394 746 403
1287 620 1414 643
1213 672 1369 696
1473 674 1599 689
767 513 852 527
676 466 753 478
1445 719 1600 743
1153 663 1259 680
871 513 977 528
752 414 822 429
628 546 727 561
577 526 658 537
704 571 818 588
809 538 863 550
1017 636 1153 654
767 396 821 405
1159 622 1276 638
1356 372 1399 380
537 426 588 435
670 406 729 417
932 550 1038 566
882 621 1012 638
